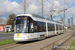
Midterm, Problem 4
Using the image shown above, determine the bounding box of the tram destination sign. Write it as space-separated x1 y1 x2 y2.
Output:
16 17 27 20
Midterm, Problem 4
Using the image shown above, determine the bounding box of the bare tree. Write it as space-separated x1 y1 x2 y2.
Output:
0 17 7 24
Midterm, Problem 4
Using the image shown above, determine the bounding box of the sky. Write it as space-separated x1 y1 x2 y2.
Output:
0 0 75 25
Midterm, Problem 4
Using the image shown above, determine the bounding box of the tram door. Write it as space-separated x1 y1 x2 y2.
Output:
27 17 34 33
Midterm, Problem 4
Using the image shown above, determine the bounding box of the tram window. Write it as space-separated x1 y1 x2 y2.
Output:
59 25 60 30
48 23 51 31
48 23 50 31
50 24 53 31
34 21 37 26
42 22 46 31
59 25 61 30
33 21 38 32
38 22 46 32
56 24 58 30
48 23 55 31
52 24 55 31
60 25 62 30
33 21 46 32
58 25 59 30
16 19 25 24
37 22 42 32
63 26 64 30
51 24 55 31
61 25 62 30
44 23 46 31
28 17 34 33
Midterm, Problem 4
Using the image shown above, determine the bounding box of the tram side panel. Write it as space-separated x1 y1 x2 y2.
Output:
46 19 56 37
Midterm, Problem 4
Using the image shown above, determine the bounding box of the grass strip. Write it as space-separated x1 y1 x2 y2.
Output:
69 40 75 50
0 39 16 46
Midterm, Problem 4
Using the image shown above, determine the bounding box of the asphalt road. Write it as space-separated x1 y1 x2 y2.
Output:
0 33 14 41
0 30 69 41
0 30 74 50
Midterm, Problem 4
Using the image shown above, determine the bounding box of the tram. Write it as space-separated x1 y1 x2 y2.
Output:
14 14 64 41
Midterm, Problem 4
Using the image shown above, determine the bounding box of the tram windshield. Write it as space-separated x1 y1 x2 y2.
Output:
15 16 27 33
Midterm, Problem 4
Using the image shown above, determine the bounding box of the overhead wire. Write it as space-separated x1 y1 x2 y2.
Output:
47 0 64 19
36 0 56 17
64 0 73 17
36 0 71 19
47 0 61 9
36 0 47 7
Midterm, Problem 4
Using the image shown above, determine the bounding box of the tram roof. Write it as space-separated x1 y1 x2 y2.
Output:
17 14 63 24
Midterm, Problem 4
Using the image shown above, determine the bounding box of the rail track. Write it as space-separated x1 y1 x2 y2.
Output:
0 30 74 50
39 31 75 50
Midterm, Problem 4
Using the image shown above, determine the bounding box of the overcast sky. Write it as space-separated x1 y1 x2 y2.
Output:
0 0 75 25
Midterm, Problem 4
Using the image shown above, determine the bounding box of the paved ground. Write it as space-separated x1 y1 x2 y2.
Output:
0 30 74 50
0 33 14 41
56 32 75 50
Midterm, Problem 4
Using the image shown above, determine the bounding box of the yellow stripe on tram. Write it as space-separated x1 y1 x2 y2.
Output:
17 33 20 37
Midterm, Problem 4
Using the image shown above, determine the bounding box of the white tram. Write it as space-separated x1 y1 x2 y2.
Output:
14 14 64 41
